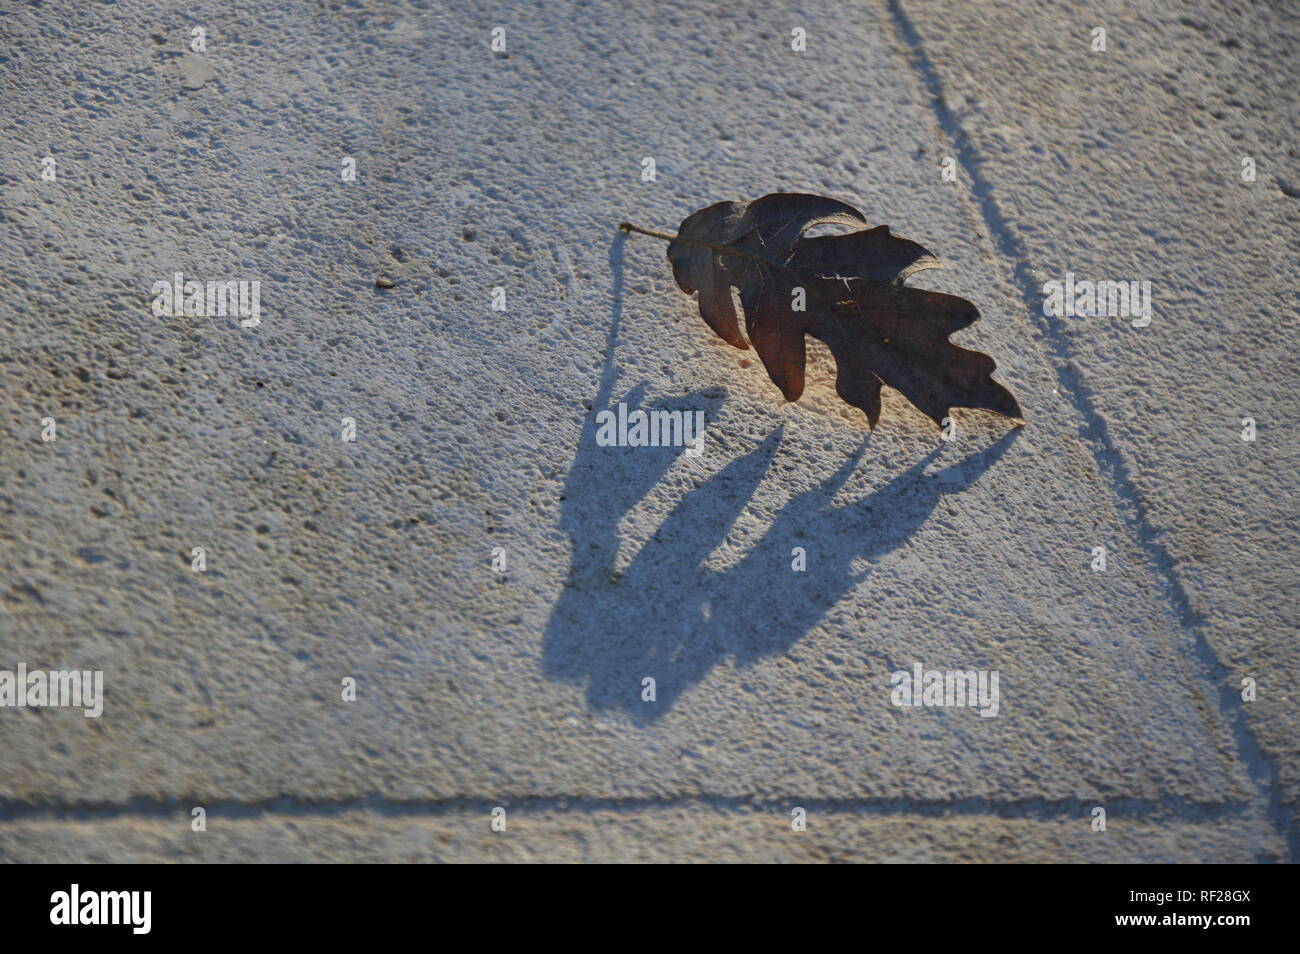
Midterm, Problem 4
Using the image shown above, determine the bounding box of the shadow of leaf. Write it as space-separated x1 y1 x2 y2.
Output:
542 234 1019 722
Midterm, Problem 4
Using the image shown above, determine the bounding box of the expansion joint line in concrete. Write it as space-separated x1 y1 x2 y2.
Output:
882 0 1294 861
0 794 1259 825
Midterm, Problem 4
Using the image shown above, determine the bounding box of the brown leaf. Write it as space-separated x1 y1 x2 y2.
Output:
647 192 1022 429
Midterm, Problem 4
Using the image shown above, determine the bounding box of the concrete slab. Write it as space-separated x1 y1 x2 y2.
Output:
893 0 1299 843
0 806 1270 864
0 0 1291 860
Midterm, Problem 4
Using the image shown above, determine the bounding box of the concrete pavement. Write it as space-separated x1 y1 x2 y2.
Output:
0 0 1294 861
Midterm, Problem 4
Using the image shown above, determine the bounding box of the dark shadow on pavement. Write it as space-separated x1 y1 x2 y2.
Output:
542 233 1020 721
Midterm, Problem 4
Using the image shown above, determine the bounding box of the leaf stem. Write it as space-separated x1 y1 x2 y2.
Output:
619 222 679 243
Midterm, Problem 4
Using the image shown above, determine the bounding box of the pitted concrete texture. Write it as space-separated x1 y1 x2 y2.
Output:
0 0 1293 861
895 0 1299 839
0 807 1268 864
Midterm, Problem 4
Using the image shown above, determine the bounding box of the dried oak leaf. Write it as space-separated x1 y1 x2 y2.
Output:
624 192 1021 428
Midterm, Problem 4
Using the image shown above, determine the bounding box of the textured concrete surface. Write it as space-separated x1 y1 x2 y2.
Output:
0 0 1294 862
896 0 1300 838
0 806 1268 864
